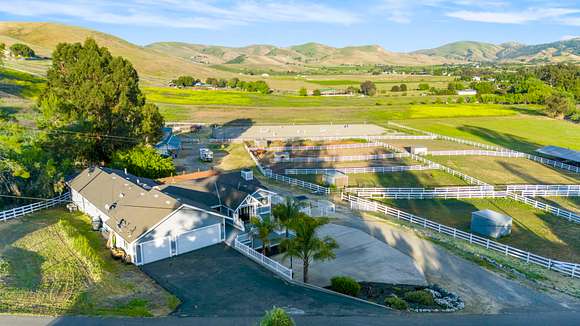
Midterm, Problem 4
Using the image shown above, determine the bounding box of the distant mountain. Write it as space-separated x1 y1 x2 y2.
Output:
414 39 580 63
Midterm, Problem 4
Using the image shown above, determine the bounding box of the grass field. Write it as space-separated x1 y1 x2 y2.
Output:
404 115 580 152
0 68 45 99
430 156 580 185
384 139 478 151
380 198 580 262
538 197 580 213
0 209 178 316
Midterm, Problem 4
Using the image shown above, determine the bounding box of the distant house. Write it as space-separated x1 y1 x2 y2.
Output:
457 89 477 96
155 127 182 157
68 167 276 265
472 76 481 82
319 88 350 96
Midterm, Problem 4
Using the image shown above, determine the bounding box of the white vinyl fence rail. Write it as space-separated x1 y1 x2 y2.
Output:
425 150 525 157
342 193 580 278
506 185 580 197
212 134 436 143
250 142 385 152
508 193 580 224
1 192 71 222
264 169 331 194
349 187 507 199
273 152 409 163
284 164 438 175
233 238 293 280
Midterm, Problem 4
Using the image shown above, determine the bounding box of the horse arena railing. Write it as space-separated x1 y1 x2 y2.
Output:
0 192 71 222
272 152 410 163
264 169 331 194
507 193 580 224
342 193 579 278
284 164 438 175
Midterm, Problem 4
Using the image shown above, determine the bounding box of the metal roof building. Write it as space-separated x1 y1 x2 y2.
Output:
535 146 580 164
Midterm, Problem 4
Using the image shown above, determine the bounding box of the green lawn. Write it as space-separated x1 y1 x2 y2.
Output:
0 68 46 99
0 209 178 316
380 198 580 262
538 197 580 213
429 156 580 185
404 115 580 152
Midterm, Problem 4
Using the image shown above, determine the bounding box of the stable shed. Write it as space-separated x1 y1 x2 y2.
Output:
405 146 428 155
322 171 348 187
470 210 512 239
535 146 580 165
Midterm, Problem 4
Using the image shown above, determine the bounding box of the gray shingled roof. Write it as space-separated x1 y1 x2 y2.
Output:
536 146 580 164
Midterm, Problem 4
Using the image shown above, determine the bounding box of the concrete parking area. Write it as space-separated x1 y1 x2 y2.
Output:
141 244 389 317
273 224 427 287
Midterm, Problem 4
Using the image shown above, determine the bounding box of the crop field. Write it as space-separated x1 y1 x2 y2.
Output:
0 209 178 316
379 198 580 262
404 115 580 152
430 156 580 185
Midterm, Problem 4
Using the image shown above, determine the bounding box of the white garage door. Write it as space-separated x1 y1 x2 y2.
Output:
177 224 221 255
140 237 171 264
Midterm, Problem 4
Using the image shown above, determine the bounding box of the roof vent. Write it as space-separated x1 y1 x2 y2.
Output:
241 169 253 181
117 218 127 229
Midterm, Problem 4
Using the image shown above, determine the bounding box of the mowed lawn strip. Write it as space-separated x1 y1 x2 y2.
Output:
429 156 580 185
404 115 580 152
379 198 580 262
0 209 178 316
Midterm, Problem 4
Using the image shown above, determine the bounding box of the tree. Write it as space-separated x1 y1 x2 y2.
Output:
37 38 164 163
281 214 338 283
545 93 574 119
206 77 218 87
250 216 277 256
400 83 407 92
298 87 308 96
360 81 376 96
391 85 400 92
172 75 196 87
227 77 239 88
9 43 35 58
0 43 5 65
260 307 295 326
472 81 495 94
273 197 302 240
109 145 175 179
418 83 429 91
312 89 321 96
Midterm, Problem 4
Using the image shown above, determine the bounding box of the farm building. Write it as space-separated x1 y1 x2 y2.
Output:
68 167 275 265
405 146 428 155
322 171 349 187
535 146 580 165
470 210 512 239
457 89 477 96
155 127 182 157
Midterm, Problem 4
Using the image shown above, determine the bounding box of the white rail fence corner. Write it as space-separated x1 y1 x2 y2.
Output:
233 238 293 280
1 192 71 222
508 193 580 224
342 193 579 278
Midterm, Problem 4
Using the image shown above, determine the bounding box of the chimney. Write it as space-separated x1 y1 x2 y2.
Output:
241 169 253 181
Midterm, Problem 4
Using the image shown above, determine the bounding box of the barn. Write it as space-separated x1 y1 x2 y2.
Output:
68 167 226 265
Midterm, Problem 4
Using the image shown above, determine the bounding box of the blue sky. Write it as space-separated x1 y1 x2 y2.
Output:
0 0 578 51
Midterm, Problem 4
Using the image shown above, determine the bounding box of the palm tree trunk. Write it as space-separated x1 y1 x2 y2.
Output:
303 260 309 283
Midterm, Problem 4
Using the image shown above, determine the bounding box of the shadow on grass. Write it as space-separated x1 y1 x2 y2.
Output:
2 247 44 290
456 125 543 153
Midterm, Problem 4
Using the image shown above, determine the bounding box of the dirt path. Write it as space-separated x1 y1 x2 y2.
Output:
263 182 580 314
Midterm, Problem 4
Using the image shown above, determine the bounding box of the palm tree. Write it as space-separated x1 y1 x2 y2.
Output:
250 216 276 256
281 214 338 283
273 197 303 269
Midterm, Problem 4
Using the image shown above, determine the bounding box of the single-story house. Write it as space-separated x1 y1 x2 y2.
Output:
457 89 477 96
68 167 274 265
155 127 182 157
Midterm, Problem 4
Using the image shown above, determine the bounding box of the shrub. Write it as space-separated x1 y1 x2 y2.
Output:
330 276 361 296
260 307 295 326
312 89 321 96
403 290 435 306
109 145 176 179
385 296 408 310
298 87 308 96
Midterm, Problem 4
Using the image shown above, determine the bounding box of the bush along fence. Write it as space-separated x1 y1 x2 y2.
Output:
233 237 293 280
387 122 580 173
342 193 580 278
0 192 71 222
284 164 438 175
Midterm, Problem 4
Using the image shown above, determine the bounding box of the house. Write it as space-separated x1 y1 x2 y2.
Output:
68 167 275 265
155 127 182 157
457 89 477 96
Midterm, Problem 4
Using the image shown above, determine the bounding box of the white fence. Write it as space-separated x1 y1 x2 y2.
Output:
264 169 331 194
508 193 580 224
233 238 293 280
1 192 71 222
349 187 506 199
342 193 579 278
250 142 385 152
211 134 436 143
524 154 580 173
506 185 580 197
273 152 409 163
425 150 525 157
284 164 438 175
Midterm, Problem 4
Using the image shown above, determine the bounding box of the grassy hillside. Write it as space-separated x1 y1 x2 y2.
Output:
0 22 229 85
415 41 503 61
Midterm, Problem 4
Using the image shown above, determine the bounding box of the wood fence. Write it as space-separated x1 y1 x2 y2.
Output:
0 192 71 222
342 193 579 278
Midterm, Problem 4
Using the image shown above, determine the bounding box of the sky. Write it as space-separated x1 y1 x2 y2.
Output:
0 0 578 52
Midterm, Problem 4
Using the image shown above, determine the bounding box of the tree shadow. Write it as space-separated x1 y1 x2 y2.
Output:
456 125 543 153
1 247 45 290
211 118 254 140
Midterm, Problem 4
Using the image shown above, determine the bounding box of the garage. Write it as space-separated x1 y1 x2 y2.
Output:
139 237 171 265
177 224 222 254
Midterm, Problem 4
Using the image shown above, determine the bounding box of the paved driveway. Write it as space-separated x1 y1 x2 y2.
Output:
273 224 427 287
141 244 389 317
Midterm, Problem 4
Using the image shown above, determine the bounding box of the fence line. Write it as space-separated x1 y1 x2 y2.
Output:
425 150 525 157
1 192 71 222
249 142 386 152
506 184 580 197
264 169 331 194
508 193 580 224
211 134 436 143
284 164 438 175
273 152 410 163
342 193 579 278
233 238 293 280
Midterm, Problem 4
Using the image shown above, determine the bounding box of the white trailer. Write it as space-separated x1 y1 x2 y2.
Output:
200 147 214 162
